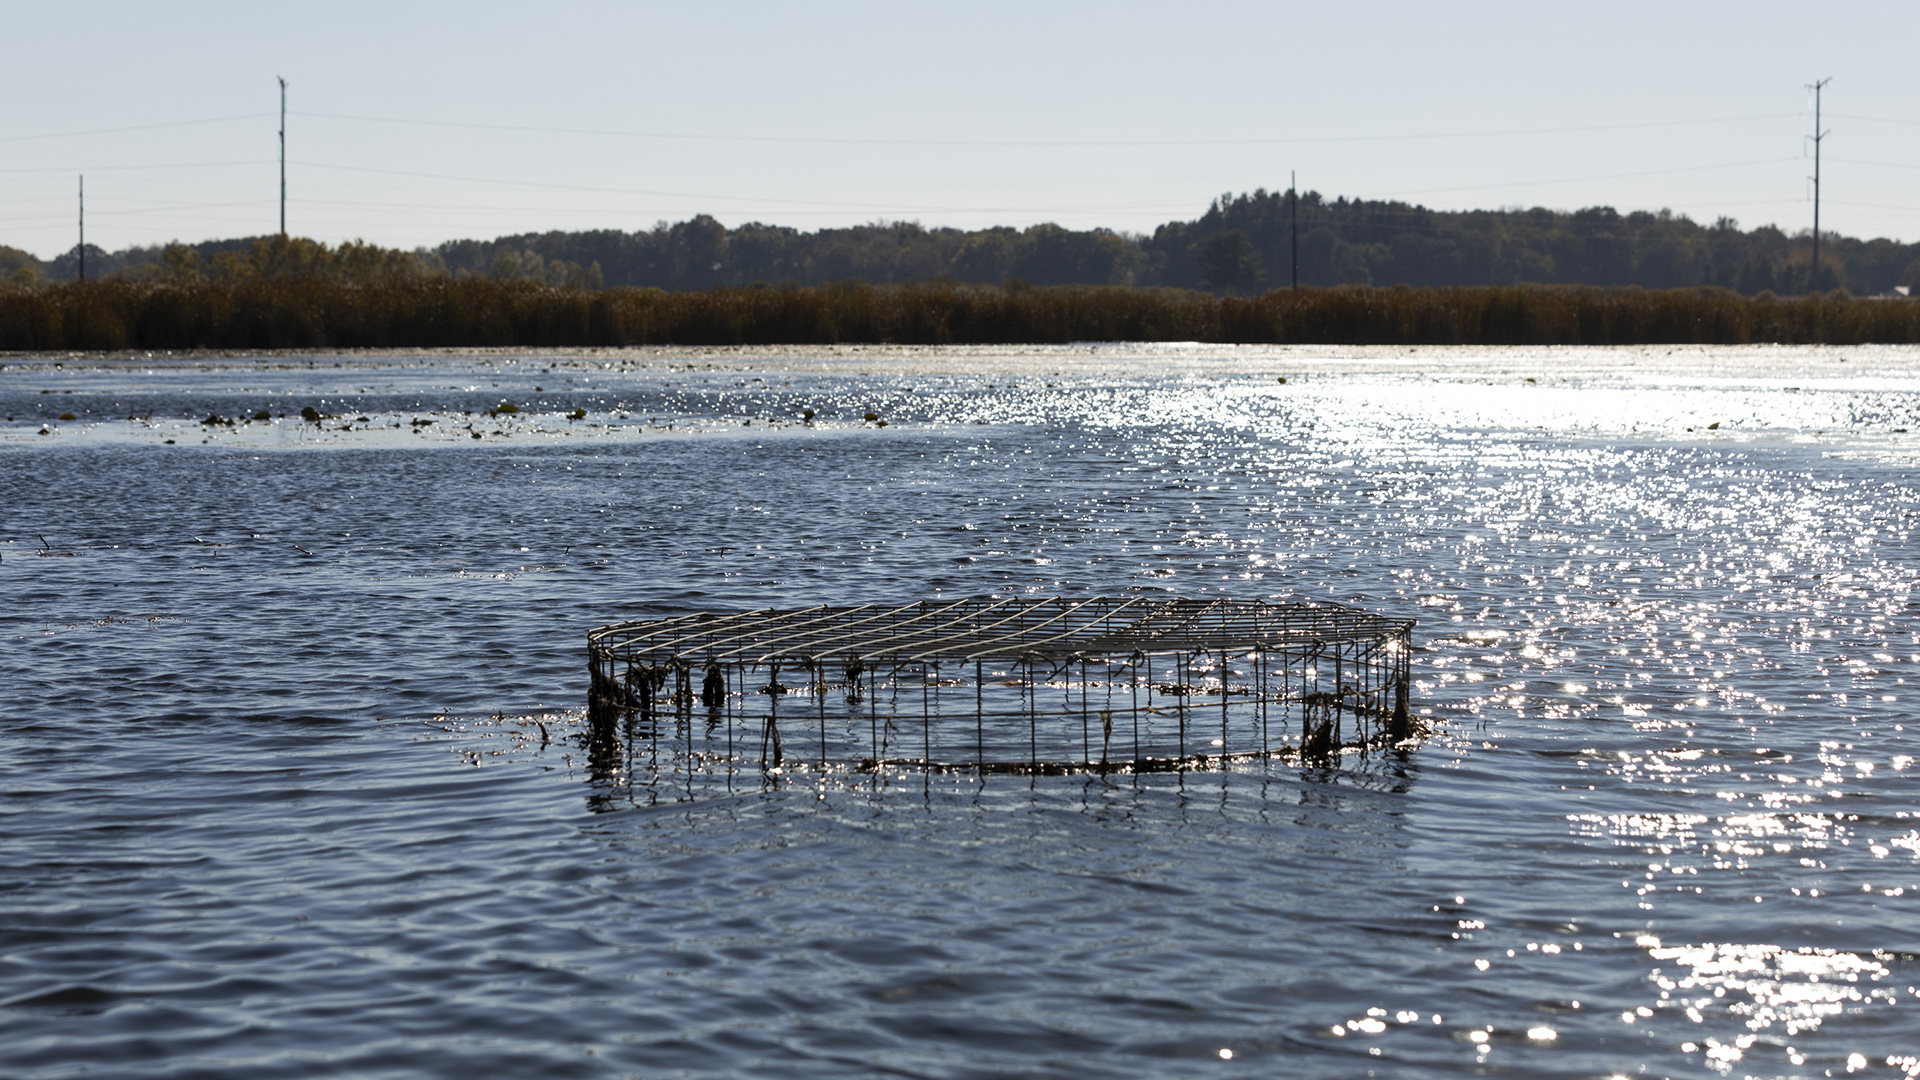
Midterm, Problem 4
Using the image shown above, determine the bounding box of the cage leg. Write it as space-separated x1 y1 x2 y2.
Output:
1334 644 1345 752
815 659 827 769
1257 649 1269 759
761 698 783 770
636 662 657 772
587 647 624 727
1220 653 1230 769
1079 659 1089 769
1305 717 1331 764
1027 659 1037 773
1127 656 1141 771
585 649 625 784
1176 651 1188 767
1389 665 1412 742
975 659 985 774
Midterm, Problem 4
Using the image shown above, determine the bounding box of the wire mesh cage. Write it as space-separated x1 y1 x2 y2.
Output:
586 596 1415 787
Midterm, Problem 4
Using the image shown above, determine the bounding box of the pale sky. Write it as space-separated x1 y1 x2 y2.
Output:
5 1 1917 258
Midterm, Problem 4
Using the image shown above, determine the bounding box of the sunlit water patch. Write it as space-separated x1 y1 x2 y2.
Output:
3 344 1919 1079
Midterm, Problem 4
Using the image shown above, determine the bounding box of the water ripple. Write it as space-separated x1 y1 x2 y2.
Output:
3 345 1918 1078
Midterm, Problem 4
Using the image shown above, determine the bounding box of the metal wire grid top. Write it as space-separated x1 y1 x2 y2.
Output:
588 596 1413 667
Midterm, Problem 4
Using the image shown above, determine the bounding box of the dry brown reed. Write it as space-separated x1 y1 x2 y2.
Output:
3 279 1917 350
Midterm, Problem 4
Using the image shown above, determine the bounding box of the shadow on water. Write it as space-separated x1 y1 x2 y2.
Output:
546 710 1443 1080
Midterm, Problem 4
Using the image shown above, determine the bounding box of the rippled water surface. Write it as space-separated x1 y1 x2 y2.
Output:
5 344 1919 1079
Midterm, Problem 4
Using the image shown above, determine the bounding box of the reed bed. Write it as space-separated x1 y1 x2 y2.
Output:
3 278 1918 350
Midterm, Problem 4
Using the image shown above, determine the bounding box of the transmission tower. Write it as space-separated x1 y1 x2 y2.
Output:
278 77 288 236
1807 77 1831 295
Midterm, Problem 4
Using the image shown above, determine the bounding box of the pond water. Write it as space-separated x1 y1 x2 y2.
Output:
4 344 1919 1079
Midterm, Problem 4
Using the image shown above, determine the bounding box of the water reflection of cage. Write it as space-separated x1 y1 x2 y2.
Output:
586 597 1415 785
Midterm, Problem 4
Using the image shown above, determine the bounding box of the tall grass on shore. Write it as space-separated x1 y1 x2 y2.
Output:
3 278 1918 350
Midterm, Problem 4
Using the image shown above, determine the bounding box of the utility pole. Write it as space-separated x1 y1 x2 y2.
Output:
278 76 288 236
1807 77 1831 295
1289 171 1299 291
78 175 85 283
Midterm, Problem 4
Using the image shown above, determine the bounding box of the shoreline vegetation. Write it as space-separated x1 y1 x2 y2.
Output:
5 277 1919 349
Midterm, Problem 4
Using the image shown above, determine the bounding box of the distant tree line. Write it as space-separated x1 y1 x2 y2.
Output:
5 190 1918 296
1164 191 1920 296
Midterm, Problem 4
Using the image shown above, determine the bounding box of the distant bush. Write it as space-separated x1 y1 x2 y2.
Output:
2 279 1916 350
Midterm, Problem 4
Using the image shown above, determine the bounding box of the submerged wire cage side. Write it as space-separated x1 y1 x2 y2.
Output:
586 596 1415 786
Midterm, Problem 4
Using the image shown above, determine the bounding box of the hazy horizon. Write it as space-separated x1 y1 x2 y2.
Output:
5 0 1918 259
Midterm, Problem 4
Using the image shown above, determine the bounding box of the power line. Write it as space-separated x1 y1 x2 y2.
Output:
0 113 274 144
0 160 271 175
86 198 277 218
1827 156 1920 171
296 155 1801 221
0 197 279 226
1358 156 1801 201
289 108 1805 149
1828 112 1920 127
292 160 1198 215
0 105 1824 151
1826 198 1920 213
